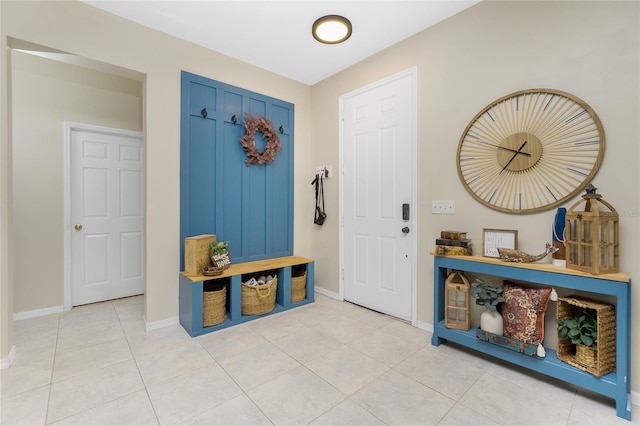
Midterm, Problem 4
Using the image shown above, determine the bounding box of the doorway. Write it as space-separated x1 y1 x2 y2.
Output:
339 68 417 323
9 46 144 316
64 123 144 307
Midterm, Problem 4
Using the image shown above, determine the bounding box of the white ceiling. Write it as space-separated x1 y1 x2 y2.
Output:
83 1 479 85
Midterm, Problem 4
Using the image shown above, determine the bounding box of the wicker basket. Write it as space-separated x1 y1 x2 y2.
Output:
203 282 228 327
291 267 307 303
575 343 597 367
242 277 277 315
556 296 616 376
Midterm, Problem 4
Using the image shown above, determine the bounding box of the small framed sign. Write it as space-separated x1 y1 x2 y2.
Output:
482 229 518 258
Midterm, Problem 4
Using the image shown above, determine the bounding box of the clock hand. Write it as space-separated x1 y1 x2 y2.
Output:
499 145 531 156
476 140 531 156
499 141 528 175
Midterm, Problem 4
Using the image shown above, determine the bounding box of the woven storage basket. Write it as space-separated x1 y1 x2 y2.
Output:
203 282 228 327
575 343 597 367
242 277 277 315
291 268 307 303
556 296 616 376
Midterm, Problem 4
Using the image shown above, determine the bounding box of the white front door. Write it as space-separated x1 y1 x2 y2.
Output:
69 125 144 306
340 69 416 322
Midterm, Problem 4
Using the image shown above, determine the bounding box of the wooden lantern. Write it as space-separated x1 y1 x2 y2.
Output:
445 270 470 330
565 184 619 275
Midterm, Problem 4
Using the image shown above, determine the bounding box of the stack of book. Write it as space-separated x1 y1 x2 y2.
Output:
435 230 473 255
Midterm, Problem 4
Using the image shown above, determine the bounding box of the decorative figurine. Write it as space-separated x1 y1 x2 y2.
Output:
498 242 558 263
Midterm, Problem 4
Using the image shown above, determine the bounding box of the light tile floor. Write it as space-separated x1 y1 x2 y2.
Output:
1 294 637 425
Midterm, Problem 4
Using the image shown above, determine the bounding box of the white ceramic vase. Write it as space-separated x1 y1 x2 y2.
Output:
480 310 503 335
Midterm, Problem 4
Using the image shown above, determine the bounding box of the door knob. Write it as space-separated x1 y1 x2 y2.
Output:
402 227 410 234
74 224 83 231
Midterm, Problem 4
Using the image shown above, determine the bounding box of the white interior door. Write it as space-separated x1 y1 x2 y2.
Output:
69 126 144 306
340 69 416 322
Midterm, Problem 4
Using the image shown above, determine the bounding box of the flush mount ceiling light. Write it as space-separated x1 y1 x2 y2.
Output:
312 15 352 44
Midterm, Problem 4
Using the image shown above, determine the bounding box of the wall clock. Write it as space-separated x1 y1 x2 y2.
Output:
456 89 605 214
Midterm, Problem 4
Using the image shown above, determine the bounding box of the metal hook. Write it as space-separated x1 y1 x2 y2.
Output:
231 114 237 124
201 108 207 119
279 125 284 134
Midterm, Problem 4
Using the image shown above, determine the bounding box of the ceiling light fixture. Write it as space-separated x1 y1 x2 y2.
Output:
312 15 352 44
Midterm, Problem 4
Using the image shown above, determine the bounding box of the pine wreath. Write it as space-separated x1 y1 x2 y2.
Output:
240 113 282 166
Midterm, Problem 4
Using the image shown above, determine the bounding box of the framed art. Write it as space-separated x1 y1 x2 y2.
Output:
483 229 518 258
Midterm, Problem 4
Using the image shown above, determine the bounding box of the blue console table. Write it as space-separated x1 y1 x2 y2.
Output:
431 254 632 421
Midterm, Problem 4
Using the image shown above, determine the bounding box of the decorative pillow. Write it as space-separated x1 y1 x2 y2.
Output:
502 281 552 345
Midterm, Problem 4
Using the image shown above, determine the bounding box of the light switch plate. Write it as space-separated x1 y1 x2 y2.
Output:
432 200 455 214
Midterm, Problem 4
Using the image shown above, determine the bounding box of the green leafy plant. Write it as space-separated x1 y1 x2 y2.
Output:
209 240 229 256
557 308 598 349
469 279 504 312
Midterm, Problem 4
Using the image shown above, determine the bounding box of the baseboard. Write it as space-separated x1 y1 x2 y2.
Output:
13 305 64 321
0 345 16 369
632 391 640 408
416 320 434 333
314 287 341 300
144 315 179 332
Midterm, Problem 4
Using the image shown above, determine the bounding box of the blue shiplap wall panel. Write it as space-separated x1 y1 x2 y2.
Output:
219 119 244 261
271 131 290 254
270 100 294 257
180 71 294 267
246 164 267 259
188 82 217 116
248 97 267 122
223 90 242 117
188 116 216 233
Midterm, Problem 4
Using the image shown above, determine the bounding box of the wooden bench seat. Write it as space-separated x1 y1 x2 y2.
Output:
181 255 313 282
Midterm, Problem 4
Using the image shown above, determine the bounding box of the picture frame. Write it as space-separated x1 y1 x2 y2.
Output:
482 228 518 258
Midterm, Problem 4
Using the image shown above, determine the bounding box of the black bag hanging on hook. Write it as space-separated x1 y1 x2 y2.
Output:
314 174 327 226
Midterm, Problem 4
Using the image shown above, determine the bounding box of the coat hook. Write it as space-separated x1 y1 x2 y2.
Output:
279 125 284 134
231 114 237 124
201 108 207 119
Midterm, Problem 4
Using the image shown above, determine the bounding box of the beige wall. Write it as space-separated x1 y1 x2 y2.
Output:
11 51 143 313
1 0 638 399
1 0 14 361
1 0 313 361
311 0 639 394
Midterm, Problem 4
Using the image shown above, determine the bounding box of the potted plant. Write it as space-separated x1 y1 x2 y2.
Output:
470 279 505 335
557 308 598 366
209 240 231 270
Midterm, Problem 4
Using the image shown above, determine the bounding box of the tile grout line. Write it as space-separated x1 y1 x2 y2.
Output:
194 338 275 425
44 301 135 425
564 388 580 426
43 311 62 425
276 318 385 425
117 298 163 426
